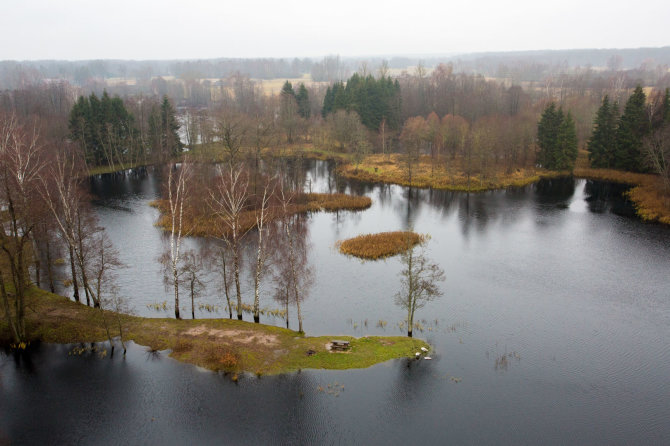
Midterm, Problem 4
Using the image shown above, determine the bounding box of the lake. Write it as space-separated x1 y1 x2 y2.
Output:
2 160 669 445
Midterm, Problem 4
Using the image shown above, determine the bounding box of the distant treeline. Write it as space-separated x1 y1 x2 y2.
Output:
3 47 670 90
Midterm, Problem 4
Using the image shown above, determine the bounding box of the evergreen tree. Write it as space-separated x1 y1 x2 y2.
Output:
68 91 136 167
557 112 578 170
280 81 298 143
537 103 578 170
295 83 310 119
588 95 618 168
280 81 295 98
149 95 182 161
615 85 648 172
321 75 401 131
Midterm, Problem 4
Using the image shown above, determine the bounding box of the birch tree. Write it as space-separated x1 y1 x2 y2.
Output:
210 164 249 320
164 159 193 319
0 114 44 343
252 180 273 323
395 236 445 337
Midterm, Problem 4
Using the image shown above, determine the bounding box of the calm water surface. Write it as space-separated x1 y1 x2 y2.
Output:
1 160 669 445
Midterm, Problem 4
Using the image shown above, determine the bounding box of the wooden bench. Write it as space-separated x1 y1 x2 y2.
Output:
330 340 350 351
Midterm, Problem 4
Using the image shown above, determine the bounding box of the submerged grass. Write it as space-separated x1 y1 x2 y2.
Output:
1 287 427 375
337 231 424 260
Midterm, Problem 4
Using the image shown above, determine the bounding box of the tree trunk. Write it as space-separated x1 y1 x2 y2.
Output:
69 245 80 303
234 245 242 320
46 239 55 293
173 265 180 319
191 280 195 319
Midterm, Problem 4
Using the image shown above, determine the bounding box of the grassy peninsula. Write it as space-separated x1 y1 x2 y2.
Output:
2 287 427 376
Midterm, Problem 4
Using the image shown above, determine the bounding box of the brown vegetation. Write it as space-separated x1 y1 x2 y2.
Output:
338 154 556 192
575 151 670 224
337 231 424 260
152 192 371 238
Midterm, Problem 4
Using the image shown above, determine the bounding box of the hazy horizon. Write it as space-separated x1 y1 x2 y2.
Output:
3 0 669 61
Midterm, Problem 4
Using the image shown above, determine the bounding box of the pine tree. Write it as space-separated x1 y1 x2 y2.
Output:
615 85 648 172
588 95 618 168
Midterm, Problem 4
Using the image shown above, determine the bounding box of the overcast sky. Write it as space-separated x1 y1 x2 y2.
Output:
3 0 669 61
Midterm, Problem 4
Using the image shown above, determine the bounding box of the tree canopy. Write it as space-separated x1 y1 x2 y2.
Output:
322 73 401 131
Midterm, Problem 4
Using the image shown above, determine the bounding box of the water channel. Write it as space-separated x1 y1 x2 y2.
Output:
1 160 669 444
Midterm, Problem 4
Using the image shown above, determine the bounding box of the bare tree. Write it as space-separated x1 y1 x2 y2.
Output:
164 159 193 319
395 236 445 337
89 230 127 355
212 244 235 319
275 185 313 333
0 114 44 343
252 180 273 323
210 164 250 320
181 249 206 319
643 124 670 196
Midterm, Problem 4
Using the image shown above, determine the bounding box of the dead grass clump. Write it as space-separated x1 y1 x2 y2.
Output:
337 231 424 260
200 344 240 371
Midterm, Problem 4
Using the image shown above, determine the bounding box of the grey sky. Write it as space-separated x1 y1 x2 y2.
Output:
3 0 669 61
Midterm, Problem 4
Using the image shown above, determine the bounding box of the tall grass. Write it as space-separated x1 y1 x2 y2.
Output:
337 231 424 260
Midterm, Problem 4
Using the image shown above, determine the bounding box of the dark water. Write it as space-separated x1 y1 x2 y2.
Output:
2 161 669 445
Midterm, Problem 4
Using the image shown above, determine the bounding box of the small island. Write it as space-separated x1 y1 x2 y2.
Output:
337 231 424 260
152 192 372 238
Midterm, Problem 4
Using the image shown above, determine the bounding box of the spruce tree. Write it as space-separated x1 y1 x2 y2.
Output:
537 103 578 170
588 95 618 168
557 112 578 170
537 103 560 168
615 85 648 172
296 83 310 119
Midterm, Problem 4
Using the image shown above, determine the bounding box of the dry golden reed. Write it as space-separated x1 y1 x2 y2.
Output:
337 231 424 260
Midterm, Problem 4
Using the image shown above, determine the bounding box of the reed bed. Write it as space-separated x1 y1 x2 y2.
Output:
337 231 424 260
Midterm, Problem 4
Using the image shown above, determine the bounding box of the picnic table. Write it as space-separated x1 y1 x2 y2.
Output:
330 340 350 351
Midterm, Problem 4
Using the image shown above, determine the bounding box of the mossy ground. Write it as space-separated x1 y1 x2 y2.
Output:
1 287 427 375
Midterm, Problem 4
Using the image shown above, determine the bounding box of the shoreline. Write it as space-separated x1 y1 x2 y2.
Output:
1 287 428 376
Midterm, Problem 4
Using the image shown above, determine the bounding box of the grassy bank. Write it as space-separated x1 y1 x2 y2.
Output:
152 192 371 238
87 162 154 176
337 231 424 260
574 151 670 224
2 287 426 375
337 154 559 192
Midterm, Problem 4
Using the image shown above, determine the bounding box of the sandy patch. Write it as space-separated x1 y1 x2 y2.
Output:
183 325 279 346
